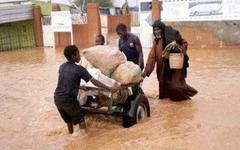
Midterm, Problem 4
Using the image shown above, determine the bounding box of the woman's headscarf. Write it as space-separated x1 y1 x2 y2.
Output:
152 20 167 48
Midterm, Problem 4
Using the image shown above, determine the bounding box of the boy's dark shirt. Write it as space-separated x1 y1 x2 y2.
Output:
54 61 92 102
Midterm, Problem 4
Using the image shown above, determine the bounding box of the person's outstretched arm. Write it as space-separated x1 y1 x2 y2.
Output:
90 78 119 92
142 41 156 77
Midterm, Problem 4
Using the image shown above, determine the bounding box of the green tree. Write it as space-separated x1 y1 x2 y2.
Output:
75 0 112 7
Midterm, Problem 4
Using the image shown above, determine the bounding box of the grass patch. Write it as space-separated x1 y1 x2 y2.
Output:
31 0 69 16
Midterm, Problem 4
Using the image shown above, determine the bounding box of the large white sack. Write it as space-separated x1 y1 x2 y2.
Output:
82 45 126 76
99 72 120 87
111 61 142 85
80 68 101 87
78 68 121 106
80 68 120 88
79 56 93 69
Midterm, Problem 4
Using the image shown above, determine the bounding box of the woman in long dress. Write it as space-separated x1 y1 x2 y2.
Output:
142 20 197 101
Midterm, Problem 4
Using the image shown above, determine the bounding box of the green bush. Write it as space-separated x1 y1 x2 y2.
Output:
31 1 69 16
31 0 112 15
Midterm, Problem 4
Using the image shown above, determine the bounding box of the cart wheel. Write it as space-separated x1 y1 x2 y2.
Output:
136 102 147 123
122 115 135 128
122 92 150 128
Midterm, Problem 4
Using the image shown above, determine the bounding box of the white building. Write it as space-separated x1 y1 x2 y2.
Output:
112 0 138 8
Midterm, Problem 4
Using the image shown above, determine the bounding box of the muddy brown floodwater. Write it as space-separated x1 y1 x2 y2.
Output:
0 46 240 150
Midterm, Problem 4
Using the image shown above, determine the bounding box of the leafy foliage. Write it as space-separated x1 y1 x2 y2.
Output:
75 0 112 7
31 0 112 15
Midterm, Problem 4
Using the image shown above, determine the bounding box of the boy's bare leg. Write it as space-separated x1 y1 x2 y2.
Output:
71 119 87 137
67 122 73 134
79 120 86 130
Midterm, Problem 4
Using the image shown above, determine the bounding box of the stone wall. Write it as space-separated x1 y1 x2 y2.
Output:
167 21 240 48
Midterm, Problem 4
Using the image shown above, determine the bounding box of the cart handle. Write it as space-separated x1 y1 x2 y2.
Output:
79 83 137 92
79 86 110 92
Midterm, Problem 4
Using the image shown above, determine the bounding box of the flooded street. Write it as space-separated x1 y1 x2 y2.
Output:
0 46 240 150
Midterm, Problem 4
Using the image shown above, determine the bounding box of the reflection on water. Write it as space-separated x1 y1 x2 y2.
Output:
0 46 240 150
0 48 46 65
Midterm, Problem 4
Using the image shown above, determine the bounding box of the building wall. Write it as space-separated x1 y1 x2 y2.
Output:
0 20 35 51
73 24 89 48
168 21 240 47
108 14 131 33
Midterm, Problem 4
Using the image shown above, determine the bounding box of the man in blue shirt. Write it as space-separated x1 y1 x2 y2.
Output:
116 23 144 70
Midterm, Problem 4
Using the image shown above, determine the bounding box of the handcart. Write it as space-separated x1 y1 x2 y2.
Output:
78 83 150 128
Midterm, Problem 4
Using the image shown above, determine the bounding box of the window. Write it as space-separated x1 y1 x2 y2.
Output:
140 2 152 11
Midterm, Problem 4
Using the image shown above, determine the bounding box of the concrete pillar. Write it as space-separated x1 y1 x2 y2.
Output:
87 3 101 46
33 5 43 47
152 0 162 23
52 4 61 47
